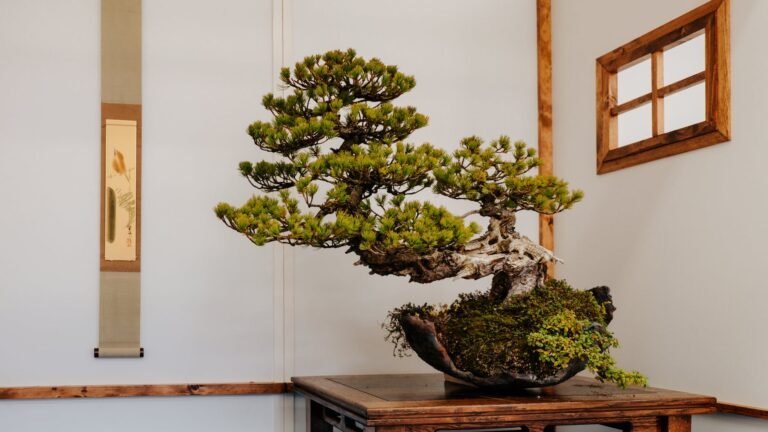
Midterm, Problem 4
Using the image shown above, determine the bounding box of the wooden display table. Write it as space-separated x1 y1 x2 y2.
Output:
292 374 716 432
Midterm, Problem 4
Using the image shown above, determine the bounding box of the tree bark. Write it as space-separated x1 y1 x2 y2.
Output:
353 218 557 289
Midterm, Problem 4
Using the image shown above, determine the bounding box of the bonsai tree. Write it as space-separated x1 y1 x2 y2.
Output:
216 49 645 388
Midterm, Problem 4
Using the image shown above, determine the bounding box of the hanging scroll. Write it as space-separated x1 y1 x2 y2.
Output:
96 0 143 358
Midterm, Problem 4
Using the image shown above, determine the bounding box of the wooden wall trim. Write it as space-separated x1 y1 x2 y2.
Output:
8 383 767 414
536 0 555 274
0 382 290 400
717 402 768 421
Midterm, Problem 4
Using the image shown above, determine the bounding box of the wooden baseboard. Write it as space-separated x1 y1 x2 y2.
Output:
0 382 290 400
717 402 768 421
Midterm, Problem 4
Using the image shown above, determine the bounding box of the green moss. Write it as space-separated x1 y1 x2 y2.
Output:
385 279 646 388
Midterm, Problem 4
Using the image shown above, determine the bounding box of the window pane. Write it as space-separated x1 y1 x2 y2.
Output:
617 57 651 104
618 104 652 147
663 82 705 132
663 33 705 85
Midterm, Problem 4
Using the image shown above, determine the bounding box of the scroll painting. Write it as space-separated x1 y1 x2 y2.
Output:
104 119 138 263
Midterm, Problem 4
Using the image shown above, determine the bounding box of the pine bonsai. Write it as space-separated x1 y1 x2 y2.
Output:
215 49 645 388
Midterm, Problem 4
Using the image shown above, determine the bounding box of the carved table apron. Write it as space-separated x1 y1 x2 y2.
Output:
292 374 716 432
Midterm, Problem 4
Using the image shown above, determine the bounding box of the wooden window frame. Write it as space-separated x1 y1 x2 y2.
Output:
596 0 730 174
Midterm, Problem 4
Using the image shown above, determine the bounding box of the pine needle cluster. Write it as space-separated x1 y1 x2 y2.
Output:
215 49 582 257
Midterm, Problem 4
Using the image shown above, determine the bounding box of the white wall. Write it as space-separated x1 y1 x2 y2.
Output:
0 0 279 430
0 1 538 431
553 0 768 430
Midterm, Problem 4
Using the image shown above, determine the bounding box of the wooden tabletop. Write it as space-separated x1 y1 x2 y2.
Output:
292 374 717 427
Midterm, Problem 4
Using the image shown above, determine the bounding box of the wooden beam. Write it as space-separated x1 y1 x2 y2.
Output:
596 0 721 71
536 0 554 275
0 382 289 400
611 93 652 117
717 402 768 421
610 72 706 117
658 71 706 98
602 121 715 162
598 122 726 174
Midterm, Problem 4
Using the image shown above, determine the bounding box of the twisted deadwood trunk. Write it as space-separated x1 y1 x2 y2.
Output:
398 314 587 389
396 285 617 389
351 214 558 300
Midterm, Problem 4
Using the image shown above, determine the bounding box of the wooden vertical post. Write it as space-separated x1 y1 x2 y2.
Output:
537 0 555 276
651 51 665 136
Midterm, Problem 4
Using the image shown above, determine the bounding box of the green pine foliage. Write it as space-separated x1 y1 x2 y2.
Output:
433 137 583 216
215 49 581 255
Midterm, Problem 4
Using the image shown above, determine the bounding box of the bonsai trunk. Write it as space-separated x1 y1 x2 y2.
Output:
352 215 555 292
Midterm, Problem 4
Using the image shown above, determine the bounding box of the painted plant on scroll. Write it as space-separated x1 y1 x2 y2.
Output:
215 49 645 389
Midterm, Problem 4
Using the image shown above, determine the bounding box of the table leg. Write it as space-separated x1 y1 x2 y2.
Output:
666 415 691 432
307 399 333 432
